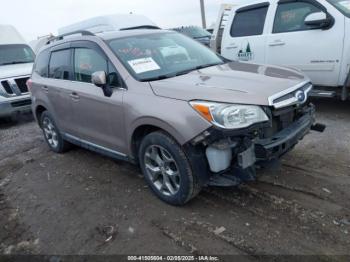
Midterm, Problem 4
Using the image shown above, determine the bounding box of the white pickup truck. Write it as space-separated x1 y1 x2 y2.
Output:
212 0 350 100
0 25 34 119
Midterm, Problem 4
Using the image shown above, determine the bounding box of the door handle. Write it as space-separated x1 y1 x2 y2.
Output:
269 40 285 46
226 43 238 49
41 86 48 93
70 92 80 100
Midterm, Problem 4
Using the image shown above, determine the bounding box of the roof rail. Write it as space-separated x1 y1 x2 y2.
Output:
46 30 95 45
119 25 161 31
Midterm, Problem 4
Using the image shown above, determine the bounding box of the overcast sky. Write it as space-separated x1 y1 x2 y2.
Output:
0 0 248 41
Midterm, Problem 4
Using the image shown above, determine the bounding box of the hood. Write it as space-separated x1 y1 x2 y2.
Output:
0 63 33 79
150 61 309 106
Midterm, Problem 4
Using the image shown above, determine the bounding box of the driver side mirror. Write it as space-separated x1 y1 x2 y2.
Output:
304 12 332 29
91 71 112 97
92 71 107 87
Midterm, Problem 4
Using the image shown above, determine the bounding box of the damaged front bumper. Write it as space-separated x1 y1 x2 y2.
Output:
255 106 315 161
187 103 324 187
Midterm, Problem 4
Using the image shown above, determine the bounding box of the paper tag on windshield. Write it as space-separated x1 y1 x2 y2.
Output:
128 57 160 74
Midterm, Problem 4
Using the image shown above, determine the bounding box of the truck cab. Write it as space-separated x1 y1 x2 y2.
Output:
0 25 35 119
218 0 350 100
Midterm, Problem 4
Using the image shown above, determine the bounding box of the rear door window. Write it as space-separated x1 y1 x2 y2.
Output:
48 49 71 80
230 6 269 37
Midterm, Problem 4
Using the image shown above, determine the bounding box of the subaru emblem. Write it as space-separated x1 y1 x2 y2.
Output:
295 90 306 103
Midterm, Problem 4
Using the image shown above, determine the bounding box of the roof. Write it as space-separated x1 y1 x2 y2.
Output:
58 14 158 35
97 29 171 40
0 25 26 45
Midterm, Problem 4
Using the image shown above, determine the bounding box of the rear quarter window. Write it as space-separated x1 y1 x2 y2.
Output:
48 49 71 80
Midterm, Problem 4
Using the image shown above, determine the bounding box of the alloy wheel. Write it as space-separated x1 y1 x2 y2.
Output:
144 145 181 196
42 117 59 148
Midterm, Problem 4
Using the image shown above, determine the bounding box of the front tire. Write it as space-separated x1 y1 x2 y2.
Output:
139 131 201 205
40 111 70 153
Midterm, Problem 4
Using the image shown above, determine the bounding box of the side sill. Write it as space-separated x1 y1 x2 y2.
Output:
62 133 134 163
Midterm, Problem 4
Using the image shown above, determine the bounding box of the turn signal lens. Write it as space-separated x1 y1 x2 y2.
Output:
191 103 213 122
26 78 33 92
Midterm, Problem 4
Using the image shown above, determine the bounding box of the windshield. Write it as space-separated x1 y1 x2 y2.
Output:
327 0 350 17
108 32 224 81
0 44 35 66
173 26 211 38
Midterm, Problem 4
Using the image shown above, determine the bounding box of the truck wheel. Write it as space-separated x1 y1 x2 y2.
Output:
139 131 201 205
40 111 70 153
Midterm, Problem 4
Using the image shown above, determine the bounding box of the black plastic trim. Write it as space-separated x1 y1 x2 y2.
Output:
62 133 131 162
46 30 95 45
236 2 270 13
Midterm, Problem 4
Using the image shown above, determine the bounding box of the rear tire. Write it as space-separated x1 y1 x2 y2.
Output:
40 111 71 153
139 131 201 205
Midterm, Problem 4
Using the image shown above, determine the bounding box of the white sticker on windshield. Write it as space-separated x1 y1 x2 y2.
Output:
339 0 350 10
127 57 161 74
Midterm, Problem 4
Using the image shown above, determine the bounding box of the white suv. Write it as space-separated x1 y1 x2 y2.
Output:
0 25 34 119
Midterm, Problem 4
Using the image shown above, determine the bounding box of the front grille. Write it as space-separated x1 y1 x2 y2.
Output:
1 81 13 94
15 77 29 93
273 83 311 104
11 99 32 108
270 83 312 109
0 76 30 96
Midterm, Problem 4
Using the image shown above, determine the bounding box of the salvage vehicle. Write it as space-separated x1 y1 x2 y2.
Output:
212 0 350 100
0 25 35 119
30 29 324 205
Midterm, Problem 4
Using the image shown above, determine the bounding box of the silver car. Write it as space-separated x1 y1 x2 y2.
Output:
30 29 323 205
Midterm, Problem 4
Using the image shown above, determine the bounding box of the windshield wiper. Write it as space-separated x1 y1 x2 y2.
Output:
141 62 225 82
1 61 31 66
194 62 225 70
169 63 224 78
140 74 172 82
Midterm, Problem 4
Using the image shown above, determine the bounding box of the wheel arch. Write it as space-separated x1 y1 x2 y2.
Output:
35 104 48 127
129 119 187 163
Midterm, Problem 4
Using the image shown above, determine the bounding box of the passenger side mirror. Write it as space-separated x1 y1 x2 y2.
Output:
304 12 331 29
91 71 112 97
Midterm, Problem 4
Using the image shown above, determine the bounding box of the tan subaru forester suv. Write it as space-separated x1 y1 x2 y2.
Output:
29 29 324 205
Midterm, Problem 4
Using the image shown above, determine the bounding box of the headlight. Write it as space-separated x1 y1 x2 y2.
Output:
190 101 269 129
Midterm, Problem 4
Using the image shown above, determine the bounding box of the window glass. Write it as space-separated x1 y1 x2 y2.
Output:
108 32 224 82
48 49 71 80
34 50 49 77
273 2 323 33
74 48 107 83
327 0 350 17
230 6 268 37
0 44 35 66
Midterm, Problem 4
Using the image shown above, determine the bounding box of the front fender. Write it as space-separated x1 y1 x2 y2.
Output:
129 116 186 148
